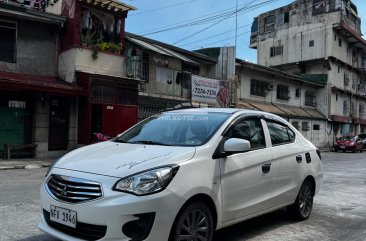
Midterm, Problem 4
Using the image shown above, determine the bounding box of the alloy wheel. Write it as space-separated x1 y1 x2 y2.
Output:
177 209 210 241
298 183 313 218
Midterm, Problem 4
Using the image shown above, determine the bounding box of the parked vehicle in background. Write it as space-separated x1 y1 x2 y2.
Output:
357 134 366 149
334 135 363 153
39 108 323 241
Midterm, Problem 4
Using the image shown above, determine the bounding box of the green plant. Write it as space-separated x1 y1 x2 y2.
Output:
108 42 122 53
97 42 110 52
92 49 98 60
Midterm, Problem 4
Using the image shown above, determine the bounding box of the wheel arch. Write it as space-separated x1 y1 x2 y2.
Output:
174 193 218 229
304 175 316 195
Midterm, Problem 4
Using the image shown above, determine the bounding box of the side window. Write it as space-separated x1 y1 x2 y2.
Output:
267 121 295 146
225 118 266 150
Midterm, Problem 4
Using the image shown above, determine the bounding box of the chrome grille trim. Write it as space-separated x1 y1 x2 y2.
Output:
46 174 103 204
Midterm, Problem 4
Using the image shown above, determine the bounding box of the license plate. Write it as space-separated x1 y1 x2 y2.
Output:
340 145 345 149
50 205 77 228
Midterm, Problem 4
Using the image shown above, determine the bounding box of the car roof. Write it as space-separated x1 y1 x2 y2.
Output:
166 108 264 115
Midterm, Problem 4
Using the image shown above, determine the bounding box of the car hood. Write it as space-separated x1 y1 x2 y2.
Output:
53 141 196 178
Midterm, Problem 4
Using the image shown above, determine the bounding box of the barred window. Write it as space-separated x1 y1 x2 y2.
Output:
305 91 316 107
250 79 267 97
270 45 283 57
277 85 289 100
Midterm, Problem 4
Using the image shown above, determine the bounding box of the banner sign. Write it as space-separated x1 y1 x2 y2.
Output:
192 75 230 107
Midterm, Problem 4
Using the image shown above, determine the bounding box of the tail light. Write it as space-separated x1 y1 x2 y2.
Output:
316 149 321 160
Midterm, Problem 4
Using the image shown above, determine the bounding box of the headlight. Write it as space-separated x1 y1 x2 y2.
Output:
113 166 179 196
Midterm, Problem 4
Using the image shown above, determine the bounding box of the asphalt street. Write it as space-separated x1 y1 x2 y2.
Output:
0 152 365 241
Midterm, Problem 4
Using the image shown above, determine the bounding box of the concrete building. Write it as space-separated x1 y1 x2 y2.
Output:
236 60 328 147
250 0 366 143
0 1 85 158
124 33 235 120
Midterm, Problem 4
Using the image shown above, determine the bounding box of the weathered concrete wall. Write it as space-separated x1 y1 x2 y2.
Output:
16 20 58 76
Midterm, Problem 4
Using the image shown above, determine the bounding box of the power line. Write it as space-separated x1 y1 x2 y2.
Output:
129 0 198 17
172 0 272 45
178 23 252 47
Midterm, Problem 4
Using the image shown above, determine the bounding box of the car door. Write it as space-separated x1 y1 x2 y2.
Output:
265 119 307 206
220 117 273 223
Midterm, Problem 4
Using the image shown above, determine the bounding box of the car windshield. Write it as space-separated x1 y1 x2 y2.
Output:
339 136 355 141
115 112 230 146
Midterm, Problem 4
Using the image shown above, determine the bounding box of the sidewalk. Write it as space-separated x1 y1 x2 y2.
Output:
0 158 53 170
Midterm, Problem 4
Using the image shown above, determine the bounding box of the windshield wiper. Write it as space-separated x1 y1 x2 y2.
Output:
129 140 171 146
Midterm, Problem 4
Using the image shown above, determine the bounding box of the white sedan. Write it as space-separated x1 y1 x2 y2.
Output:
39 108 323 241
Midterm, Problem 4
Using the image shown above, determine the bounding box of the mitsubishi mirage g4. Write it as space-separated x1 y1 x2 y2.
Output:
39 108 323 241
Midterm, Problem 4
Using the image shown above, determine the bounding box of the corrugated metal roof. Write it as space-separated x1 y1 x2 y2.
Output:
274 104 313 118
303 107 327 120
237 100 257 110
240 99 286 115
79 0 136 13
126 36 198 64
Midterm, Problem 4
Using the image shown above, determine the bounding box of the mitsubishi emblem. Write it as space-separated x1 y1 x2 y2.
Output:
61 186 68 197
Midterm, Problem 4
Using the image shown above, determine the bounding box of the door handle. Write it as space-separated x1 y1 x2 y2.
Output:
262 163 271 173
296 155 302 163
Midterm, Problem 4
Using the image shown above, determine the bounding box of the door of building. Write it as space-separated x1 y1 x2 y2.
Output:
49 97 69 151
0 107 24 154
101 104 138 137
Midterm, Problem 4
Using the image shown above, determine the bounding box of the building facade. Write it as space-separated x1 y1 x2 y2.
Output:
125 33 234 120
236 60 328 147
0 1 86 158
48 0 138 144
250 0 366 143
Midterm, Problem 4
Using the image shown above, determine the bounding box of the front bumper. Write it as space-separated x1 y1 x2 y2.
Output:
38 168 181 241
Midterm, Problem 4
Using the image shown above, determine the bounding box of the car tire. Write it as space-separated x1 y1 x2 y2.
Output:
169 202 214 241
287 180 314 221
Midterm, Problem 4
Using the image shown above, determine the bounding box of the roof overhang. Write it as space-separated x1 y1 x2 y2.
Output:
0 2 65 25
125 32 217 65
78 0 136 16
333 22 366 51
0 71 86 96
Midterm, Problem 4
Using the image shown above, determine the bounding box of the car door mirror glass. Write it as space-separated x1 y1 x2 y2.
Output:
224 138 251 154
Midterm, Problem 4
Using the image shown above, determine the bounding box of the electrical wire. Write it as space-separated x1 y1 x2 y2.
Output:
129 0 198 17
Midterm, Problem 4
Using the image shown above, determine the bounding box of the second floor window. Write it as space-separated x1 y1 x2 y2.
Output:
0 20 16 63
270 45 283 57
250 79 267 97
277 85 289 100
305 91 316 106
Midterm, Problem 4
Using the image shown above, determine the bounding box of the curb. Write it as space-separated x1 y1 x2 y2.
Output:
0 163 50 171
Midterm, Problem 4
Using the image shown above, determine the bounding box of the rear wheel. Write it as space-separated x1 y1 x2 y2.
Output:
169 202 214 241
287 180 314 220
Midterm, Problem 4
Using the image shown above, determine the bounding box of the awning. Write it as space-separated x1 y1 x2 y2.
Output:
239 99 286 115
236 100 258 110
126 37 198 64
303 107 327 120
274 103 313 118
0 71 86 96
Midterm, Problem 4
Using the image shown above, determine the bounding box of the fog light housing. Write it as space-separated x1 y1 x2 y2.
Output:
122 212 155 241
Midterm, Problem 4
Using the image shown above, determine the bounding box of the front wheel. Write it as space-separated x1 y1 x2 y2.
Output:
287 180 314 220
169 202 214 241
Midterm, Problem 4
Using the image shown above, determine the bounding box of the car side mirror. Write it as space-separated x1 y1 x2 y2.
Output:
224 138 251 155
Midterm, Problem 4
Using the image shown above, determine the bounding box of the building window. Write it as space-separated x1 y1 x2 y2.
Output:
264 15 275 32
278 12 289 24
305 91 316 106
336 93 338 101
295 88 301 97
250 79 268 97
270 45 283 57
302 122 310 131
309 40 315 47
292 121 299 130
313 0 326 15
277 85 289 100
0 20 16 63
142 53 149 82
338 38 342 47
313 124 320 130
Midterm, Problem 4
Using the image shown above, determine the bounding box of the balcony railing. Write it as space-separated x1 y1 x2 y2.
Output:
0 0 52 12
301 74 327 86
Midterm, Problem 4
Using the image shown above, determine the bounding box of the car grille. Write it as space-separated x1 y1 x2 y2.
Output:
46 174 102 203
43 210 107 241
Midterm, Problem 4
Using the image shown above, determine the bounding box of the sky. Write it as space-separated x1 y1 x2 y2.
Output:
125 0 366 63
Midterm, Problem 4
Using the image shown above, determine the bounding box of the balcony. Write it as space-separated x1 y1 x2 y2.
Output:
301 74 328 86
